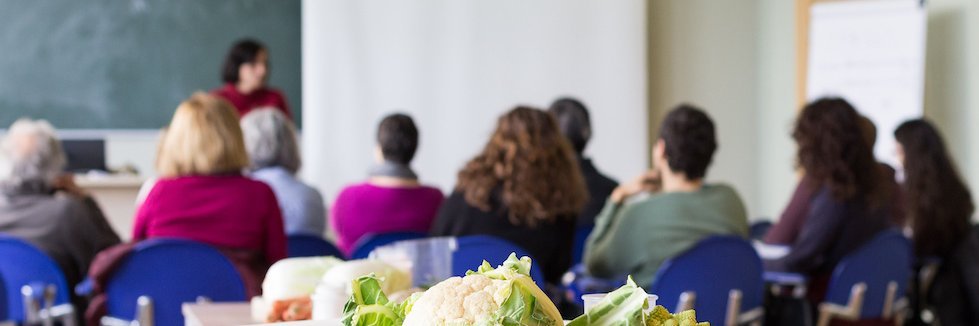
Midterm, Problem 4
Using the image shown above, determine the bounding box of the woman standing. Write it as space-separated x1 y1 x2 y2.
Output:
212 39 291 119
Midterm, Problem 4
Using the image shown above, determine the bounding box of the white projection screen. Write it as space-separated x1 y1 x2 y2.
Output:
301 0 648 199
807 0 927 168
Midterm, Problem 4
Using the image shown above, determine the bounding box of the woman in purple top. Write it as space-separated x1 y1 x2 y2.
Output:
331 113 444 255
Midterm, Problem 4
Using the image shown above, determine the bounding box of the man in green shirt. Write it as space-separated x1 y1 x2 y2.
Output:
583 104 749 288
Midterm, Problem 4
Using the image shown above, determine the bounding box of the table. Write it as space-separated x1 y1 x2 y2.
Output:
76 174 144 241
182 302 339 326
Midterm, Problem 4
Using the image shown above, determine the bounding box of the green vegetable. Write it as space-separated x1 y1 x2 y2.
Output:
341 275 406 326
468 254 562 326
567 276 710 326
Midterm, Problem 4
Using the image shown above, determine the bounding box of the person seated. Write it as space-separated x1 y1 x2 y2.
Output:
548 98 618 228
764 115 905 244
331 113 444 256
583 104 748 288
766 98 895 302
133 92 286 297
894 119 979 324
431 107 587 284
0 119 121 290
241 108 328 237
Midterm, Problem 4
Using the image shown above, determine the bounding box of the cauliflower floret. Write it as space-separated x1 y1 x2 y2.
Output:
402 274 509 325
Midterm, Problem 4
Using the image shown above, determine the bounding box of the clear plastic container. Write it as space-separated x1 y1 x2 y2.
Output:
370 237 455 288
582 293 659 314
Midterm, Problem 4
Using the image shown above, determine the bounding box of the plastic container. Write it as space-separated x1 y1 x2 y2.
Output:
582 293 659 314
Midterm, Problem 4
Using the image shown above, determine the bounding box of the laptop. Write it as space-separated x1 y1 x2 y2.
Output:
61 139 107 173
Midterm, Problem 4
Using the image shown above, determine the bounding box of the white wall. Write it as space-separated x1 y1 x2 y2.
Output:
301 0 648 201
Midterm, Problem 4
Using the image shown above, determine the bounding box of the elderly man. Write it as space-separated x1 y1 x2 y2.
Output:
0 118 121 288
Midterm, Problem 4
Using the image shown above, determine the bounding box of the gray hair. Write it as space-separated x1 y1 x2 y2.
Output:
240 108 301 174
0 118 67 187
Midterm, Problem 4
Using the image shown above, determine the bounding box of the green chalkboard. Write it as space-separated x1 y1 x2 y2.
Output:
0 0 301 129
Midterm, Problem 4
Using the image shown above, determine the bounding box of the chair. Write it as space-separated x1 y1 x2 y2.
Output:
651 236 765 326
287 235 344 258
0 236 75 325
102 238 248 326
571 226 593 266
0 271 15 326
349 232 427 259
815 230 912 326
749 220 773 241
452 235 546 286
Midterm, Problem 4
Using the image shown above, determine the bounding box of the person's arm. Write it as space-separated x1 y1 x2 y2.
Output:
764 176 817 244
273 90 292 120
767 192 845 273
583 199 642 278
65 197 122 280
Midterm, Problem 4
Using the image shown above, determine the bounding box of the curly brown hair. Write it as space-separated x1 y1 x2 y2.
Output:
456 106 587 227
793 98 885 206
895 119 975 257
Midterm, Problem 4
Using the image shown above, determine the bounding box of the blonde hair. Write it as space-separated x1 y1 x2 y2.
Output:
156 92 249 177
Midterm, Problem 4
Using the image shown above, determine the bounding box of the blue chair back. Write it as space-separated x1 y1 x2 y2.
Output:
0 236 71 323
749 220 773 241
571 226 593 266
823 230 912 319
452 235 546 285
104 238 247 326
0 270 9 321
350 232 427 259
287 235 343 258
651 236 764 325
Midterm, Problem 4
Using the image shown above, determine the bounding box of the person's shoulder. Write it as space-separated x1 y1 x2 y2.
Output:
211 83 236 97
418 184 445 198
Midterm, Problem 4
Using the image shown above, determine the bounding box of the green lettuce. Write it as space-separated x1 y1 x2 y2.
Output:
469 254 562 326
567 276 710 326
341 274 415 326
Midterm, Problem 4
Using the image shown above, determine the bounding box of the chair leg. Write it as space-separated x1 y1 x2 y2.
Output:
677 291 696 313
137 296 154 326
725 289 742 326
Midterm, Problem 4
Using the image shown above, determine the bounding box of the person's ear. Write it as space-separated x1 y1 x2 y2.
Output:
373 145 384 164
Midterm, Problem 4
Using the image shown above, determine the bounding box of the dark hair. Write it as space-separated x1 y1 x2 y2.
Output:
793 98 884 205
377 113 419 165
895 119 974 257
457 106 587 227
658 104 717 180
221 39 266 84
548 97 592 154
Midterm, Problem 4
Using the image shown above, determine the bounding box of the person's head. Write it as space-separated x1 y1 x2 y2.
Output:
547 97 592 155
221 39 269 93
456 106 587 227
240 108 301 174
654 104 717 181
0 119 66 188
793 98 882 204
156 92 249 178
375 113 419 165
894 119 974 256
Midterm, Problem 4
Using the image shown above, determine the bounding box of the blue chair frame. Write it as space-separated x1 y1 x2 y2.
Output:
349 232 427 259
103 238 248 326
452 235 547 286
651 236 765 325
287 235 343 258
816 230 912 326
0 235 74 324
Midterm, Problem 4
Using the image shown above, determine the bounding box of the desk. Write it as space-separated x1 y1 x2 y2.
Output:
182 302 338 326
76 174 145 241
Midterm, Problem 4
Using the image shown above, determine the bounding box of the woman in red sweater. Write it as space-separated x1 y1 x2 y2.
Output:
212 38 292 119
133 92 286 296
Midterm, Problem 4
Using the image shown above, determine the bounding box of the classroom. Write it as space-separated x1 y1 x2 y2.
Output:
0 0 976 325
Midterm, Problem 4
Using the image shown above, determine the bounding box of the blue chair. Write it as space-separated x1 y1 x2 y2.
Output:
651 236 765 325
287 235 344 258
452 235 546 286
102 238 248 326
350 232 427 259
571 226 593 265
0 236 75 325
815 230 912 326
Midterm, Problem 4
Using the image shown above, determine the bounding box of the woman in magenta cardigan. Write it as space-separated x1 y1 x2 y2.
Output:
331 114 444 256
133 92 286 297
212 38 292 120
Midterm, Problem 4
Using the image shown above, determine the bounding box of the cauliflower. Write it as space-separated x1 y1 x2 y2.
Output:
402 274 509 325
341 254 562 326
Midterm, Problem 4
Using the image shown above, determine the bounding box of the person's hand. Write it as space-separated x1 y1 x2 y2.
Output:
610 170 661 204
52 173 88 197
